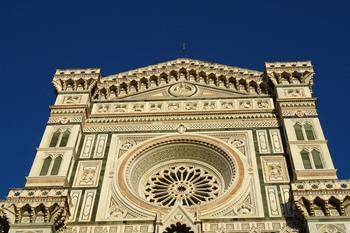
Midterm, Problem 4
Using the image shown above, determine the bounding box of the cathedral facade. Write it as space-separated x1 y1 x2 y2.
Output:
1 59 349 233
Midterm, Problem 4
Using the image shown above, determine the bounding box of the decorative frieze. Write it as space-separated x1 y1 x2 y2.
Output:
92 98 273 115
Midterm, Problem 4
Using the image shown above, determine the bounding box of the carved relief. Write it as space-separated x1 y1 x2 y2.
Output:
81 135 95 158
261 156 290 183
168 83 197 97
265 186 282 217
68 190 82 222
269 129 284 153
79 190 96 222
284 88 305 98
73 161 102 187
63 95 81 104
93 134 108 158
256 130 270 153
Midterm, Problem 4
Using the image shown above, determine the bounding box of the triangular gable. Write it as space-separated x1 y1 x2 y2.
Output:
93 59 267 101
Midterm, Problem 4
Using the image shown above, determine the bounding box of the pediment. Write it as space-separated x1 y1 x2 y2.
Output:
92 58 268 101
119 82 251 101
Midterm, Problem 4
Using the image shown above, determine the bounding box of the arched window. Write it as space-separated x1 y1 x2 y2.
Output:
294 123 304 140
301 150 312 169
49 130 61 147
39 157 52 176
304 123 316 140
49 129 71 147
50 156 63 175
59 130 70 147
312 149 324 169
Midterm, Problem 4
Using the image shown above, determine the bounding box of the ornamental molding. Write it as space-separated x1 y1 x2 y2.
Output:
91 98 274 115
291 180 350 218
86 113 277 124
0 188 69 232
265 61 314 87
82 119 279 133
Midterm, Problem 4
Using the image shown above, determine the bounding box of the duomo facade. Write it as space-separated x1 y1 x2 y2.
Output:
0 58 349 233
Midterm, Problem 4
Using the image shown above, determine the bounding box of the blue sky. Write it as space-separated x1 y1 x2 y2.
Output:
0 1 349 197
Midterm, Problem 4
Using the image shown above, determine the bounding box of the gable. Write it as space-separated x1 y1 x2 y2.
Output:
92 58 268 101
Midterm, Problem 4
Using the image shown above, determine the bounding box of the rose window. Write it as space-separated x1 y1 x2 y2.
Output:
144 165 221 207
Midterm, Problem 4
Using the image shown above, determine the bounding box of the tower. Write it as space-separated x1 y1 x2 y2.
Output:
1 59 349 233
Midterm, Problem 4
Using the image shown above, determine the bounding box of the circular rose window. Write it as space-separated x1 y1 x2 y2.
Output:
116 135 244 212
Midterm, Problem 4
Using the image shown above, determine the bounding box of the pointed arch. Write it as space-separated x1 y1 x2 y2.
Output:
311 149 323 169
59 130 70 147
301 149 312 169
304 122 316 140
40 156 52 176
50 156 63 175
294 122 304 140
49 130 61 147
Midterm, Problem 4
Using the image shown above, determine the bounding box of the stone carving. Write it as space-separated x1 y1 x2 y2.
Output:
108 198 126 218
221 101 234 109
227 136 246 155
150 103 162 111
168 103 180 111
120 140 136 151
79 190 96 222
63 96 80 104
176 124 187 134
284 88 305 98
265 186 282 217
256 130 270 153
203 102 216 110
316 224 346 233
257 100 269 108
132 104 144 112
98 104 109 113
81 135 95 158
261 156 289 183
168 83 197 97
68 190 82 222
269 129 284 153
115 104 127 112
93 134 108 158
239 100 252 109
144 164 221 207
184 102 197 110
73 161 102 187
